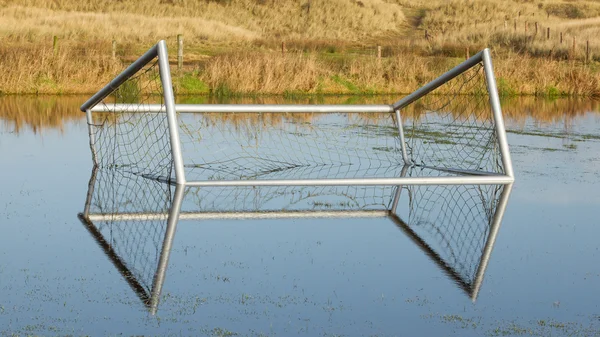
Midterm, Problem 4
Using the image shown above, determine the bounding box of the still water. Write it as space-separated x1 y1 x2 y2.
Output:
0 95 599 336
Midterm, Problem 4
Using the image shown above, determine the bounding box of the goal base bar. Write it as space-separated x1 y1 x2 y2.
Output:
183 175 514 187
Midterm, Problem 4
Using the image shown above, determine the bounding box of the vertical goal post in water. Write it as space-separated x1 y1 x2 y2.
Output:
80 40 514 187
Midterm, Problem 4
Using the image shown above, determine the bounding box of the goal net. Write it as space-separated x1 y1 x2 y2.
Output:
80 41 513 185
399 63 503 175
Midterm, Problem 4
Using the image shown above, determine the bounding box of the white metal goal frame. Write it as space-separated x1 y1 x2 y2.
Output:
80 40 514 186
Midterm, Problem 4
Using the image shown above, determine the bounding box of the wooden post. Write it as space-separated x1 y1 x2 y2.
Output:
514 19 517 32
466 47 470 60
53 35 58 56
572 37 576 60
546 27 550 40
586 40 590 64
560 32 563 44
377 45 382 59
177 34 183 71
281 41 286 56
112 40 117 61
535 22 538 36
504 20 507 29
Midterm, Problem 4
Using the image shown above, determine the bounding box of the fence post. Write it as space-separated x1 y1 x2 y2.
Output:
112 40 117 61
572 37 576 60
546 27 550 40
535 22 538 36
377 45 382 59
177 34 183 71
514 19 517 32
53 36 58 56
504 20 507 29
466 47 470 60
281 41 286 56
560 32 563 44
586 40 590 64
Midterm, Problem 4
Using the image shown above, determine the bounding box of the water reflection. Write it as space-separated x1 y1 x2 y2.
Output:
0 95 599 135
78 166 512 313
0 95 84 134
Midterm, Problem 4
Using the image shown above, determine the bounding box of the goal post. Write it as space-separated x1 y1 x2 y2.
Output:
81 40 185 184
81 40 514 186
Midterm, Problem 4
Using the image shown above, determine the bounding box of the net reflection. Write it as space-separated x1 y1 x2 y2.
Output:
78 166 511 313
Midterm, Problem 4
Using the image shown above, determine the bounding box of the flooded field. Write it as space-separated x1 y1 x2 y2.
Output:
0 95 599 336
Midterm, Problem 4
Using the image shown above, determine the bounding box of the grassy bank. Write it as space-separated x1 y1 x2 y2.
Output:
1 0 600 96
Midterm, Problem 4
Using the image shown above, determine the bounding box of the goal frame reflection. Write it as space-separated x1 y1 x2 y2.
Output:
78 166 512 314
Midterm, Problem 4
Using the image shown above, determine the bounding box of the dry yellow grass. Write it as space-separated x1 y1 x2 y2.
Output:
197 50 600 96
0 0 405 44
0 41 120 94
1 0 600 95
414 0 600 60
2 42 598 96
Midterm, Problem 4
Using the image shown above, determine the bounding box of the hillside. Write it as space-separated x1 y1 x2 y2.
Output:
1 0 599 95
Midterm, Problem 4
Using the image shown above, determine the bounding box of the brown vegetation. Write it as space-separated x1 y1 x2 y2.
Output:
1 0 600 96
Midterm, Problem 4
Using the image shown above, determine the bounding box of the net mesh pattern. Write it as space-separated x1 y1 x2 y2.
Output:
82 168 172 302
84 54 506 181
89 60 173 181
401 63 504 174
181 185 398 214
178 112 404 181
395 179 505 293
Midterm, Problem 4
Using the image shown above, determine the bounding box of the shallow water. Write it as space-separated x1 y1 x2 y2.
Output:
0 95 599 336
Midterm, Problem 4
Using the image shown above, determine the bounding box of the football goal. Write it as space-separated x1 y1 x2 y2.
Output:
80 40 514 186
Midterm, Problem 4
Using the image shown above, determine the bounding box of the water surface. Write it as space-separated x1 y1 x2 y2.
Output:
0 95 599 336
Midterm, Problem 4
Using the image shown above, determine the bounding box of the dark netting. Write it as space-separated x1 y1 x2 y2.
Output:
400 63 505 175
88 60 173 181
393 177 506 296
79 168 173 305
177 112 404 182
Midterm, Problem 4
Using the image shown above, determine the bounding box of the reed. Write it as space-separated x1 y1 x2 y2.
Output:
0 41 120 94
